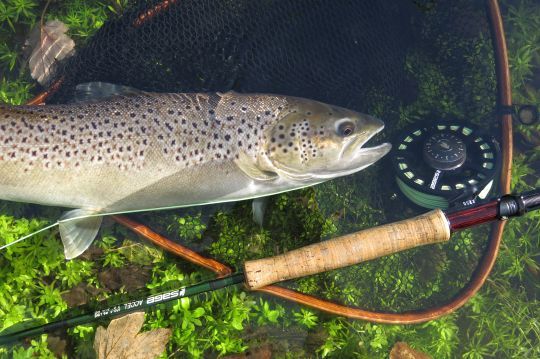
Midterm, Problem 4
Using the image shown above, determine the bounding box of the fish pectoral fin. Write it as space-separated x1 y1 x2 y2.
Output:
58 209 103 260
234 152 278 181
72 82 142 103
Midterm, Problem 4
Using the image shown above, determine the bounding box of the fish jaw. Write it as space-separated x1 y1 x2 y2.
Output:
264 110 391 182
311 142 392 180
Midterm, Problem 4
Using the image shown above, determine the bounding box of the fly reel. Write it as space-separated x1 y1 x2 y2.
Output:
391 122 501 209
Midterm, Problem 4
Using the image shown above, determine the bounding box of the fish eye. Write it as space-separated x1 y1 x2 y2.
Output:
337 121 355 137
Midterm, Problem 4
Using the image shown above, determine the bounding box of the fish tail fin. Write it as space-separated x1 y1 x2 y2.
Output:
59 209 102 259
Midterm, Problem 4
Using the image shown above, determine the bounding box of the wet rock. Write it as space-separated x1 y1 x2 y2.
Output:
47 335 67 358
62 284 104 307
98 265 151 292
223 344 272 359
390 342 431 359
79 245 104 261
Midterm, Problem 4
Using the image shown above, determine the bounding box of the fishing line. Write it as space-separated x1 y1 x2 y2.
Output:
391 121 500 209
1 189 539 345
0 180 324 252
0 222 58 251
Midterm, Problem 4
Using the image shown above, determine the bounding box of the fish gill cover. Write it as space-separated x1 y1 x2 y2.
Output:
1 0 538 358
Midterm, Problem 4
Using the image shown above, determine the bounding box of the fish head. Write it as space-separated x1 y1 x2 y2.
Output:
261 99 391 182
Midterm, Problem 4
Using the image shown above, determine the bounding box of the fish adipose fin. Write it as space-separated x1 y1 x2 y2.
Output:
58 209 103 260
72 82 142 103
235 152 278 181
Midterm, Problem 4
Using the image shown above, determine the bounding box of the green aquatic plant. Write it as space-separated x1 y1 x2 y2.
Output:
0 0 37 32
0 0 539 358
46 0 115 41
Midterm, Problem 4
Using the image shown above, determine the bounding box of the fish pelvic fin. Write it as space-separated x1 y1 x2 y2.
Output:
252 197 268 227
59 209 103 260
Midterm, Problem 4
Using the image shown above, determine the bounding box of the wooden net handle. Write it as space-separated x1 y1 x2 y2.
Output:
244 209 451 290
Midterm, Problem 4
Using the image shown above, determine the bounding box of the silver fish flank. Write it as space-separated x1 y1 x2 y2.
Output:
0 90 391 258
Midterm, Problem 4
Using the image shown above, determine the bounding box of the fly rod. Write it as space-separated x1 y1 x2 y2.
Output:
1 189 539 345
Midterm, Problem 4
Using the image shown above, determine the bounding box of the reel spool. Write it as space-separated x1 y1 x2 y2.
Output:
391 122 501 209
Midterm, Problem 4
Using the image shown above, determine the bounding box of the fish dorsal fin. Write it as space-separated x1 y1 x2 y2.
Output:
234 152 278 181
59 209 103 259
72 82 142 103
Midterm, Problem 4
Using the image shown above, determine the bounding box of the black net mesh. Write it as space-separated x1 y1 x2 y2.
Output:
51 0 413 113
48 0 497 312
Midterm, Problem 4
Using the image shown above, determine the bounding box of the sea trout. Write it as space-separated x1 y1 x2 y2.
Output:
0 86 390 258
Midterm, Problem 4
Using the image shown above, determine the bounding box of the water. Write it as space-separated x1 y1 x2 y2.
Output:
0 0 538 357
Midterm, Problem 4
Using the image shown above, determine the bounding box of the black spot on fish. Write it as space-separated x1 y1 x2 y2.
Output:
224 134 231 141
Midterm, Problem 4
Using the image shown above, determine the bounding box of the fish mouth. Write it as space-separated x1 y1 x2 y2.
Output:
344 119 390 158
313 117 391 179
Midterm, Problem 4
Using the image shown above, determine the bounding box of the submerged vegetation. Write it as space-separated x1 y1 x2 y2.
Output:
0 0 539 358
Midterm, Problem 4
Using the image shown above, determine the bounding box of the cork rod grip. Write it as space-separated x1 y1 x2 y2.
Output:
244 209 451 290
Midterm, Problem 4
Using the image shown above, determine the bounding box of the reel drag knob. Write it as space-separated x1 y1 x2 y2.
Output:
423 133 466 170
